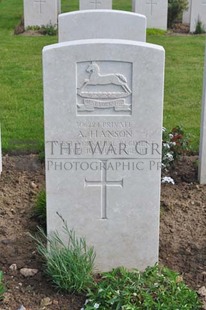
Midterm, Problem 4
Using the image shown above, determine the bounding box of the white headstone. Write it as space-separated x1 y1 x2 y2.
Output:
24 0 59 28
58 0 61 14
0 126 2 175
133 0 168 30
183 0 191 24
132 0 137 11
58 10 146 43
80 0 112 10
43 39 165 272
199 46 206 184
190 0 206 32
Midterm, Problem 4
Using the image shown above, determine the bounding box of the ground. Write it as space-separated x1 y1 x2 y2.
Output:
0 155 205 309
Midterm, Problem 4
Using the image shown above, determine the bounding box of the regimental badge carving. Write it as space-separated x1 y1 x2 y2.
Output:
77 61 132 115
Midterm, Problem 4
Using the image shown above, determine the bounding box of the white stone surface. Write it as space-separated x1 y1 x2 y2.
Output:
183 0 191 24
199 46 206 184
0 126 2 175
24 0 59 28
190 0 206 32
58 0 61 14
43 39 165 272
132 0 137 11
133 0 168 30
58 10 146 42
80 0 112 10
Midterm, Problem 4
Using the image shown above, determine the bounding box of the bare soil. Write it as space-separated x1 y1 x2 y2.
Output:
0 155 205 309
170 23 190 34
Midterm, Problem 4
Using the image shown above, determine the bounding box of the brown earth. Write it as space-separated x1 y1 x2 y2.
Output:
170 23 190 34
0 155 205 309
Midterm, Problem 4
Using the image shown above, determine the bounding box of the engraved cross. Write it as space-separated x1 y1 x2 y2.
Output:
146 0 157 15
85 164 123 219
34 0 46 13
90 0 102 9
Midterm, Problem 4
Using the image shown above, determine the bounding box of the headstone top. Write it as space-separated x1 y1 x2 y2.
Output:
44 38 164 55
58 10 147 43
34 0 46 14
132 0 168 30
80 0 112 10
146 0 158 15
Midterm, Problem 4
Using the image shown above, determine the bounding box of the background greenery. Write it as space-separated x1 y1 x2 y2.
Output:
0 0 205 152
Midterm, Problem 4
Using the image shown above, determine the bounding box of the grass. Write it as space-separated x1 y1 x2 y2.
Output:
34 189 46 228
0 0 56 153
148 34 205 150
0 0 205 153
0 271 5 300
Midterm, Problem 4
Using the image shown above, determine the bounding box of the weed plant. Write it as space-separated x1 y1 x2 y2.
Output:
34 189 46 227
0 272 5 300
39 24 57 36
27 24 57 35
194 19 205 34
32 221 96 293
83 265 201 309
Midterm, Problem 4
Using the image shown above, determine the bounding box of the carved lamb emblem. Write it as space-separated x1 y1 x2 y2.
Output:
77 62 132 113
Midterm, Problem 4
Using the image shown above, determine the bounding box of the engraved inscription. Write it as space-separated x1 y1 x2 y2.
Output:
90 0 102 8
84 161 123 219
146 0 157 15
34 0 46 13
77 61 132 115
